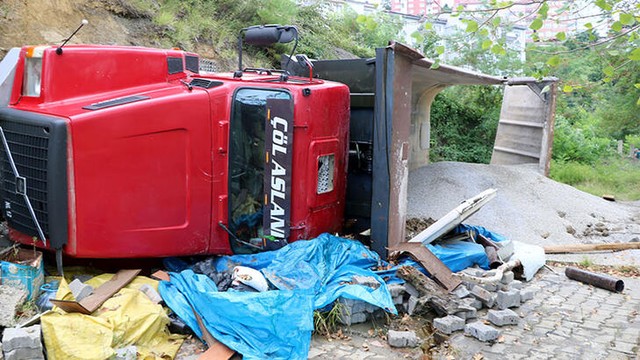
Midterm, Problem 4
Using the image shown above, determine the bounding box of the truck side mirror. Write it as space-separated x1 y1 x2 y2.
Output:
236 25 299 75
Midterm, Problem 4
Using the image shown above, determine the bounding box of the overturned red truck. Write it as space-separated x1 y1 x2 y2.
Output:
0 25 558 268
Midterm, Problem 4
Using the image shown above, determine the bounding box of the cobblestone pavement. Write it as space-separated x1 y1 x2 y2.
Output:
309 266 640 360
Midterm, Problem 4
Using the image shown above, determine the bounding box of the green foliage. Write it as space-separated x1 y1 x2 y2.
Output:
552 115 615 164
313 301 344 336
429 86 502 163
550 157 640 201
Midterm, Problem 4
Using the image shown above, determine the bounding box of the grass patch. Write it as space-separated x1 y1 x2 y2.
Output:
313 302 344 337
550 157 640 201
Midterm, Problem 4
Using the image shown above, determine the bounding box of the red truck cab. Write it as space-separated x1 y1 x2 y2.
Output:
0 44 350 258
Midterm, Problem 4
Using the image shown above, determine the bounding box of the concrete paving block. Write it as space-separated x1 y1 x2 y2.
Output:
481 283 499 292
454 305 477 320
471 285 495 308
496 289 521 309
520 287 537 303
68 279 93 301
387 330 419 348
387 284 405 298
0 342 3 360
453 285 471 299
487 309 520 326
2 325 44 360
510 280 523 290
465 322 501 342
407 296 418 315
404 283 419 298
434 315 465 334
501 271 514 284
393 295 404 305
338 311 367 326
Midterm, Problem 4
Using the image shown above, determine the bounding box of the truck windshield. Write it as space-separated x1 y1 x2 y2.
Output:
228 88 291 252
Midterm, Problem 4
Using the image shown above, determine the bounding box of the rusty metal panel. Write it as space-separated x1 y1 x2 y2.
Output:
389 242 462 292
491 81 558 175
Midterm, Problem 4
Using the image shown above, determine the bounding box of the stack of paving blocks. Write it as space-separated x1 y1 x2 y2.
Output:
335 267 539 343
432 268 539 341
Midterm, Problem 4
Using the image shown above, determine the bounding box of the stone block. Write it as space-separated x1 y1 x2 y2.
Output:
454 305 477 320
500 271 514 284
2 325 44 360
434 315 465 334
520 287 537 303
465 322 501 342
452 285 470 299
387 330 419 348
68 279 93 301
387 284 405 298
487 309 520 326
393 295 404 305
510 280 523 290
481 283 498 292
471 285 495 308
338 311 367 326
407 296 418 315
404 283 419 298
496 290 521 310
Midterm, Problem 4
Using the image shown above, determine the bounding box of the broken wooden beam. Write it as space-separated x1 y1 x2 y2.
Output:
389 242 461 292
544 243 640 254
396 266 463 317
50 269 140 314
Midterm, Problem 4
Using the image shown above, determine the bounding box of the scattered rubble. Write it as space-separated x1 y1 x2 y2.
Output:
0 285 26 328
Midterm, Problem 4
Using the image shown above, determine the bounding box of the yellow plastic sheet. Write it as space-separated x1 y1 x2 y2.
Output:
41 274 184 360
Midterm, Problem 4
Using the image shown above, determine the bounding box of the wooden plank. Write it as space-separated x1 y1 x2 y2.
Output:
49 299 91 314
544 243 640 254
389 243 461 292
197 341 235 360
192 305 235 360
80 269 140 312
51 269 141 314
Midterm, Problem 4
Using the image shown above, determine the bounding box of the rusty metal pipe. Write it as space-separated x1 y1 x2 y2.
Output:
565 267 624 293
485 246 503 269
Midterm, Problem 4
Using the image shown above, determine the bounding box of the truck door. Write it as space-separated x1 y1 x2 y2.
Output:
227 88 292 253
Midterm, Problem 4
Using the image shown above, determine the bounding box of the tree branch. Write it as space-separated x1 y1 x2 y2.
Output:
531 24 640 55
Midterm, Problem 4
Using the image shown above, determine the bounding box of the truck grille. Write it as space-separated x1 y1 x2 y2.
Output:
0 108 68 249
0 122 50 237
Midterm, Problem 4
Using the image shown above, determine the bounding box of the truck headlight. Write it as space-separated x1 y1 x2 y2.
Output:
23 46 45 97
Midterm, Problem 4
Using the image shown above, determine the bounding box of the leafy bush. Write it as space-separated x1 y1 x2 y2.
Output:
552 115 615 164
429 86 502 163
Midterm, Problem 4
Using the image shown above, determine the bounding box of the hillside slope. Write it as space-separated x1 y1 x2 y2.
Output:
0 0 161 58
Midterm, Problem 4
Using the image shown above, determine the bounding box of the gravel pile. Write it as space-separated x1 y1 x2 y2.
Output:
407 162 640 247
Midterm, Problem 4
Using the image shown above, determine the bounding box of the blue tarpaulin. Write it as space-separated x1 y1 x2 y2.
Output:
159 233 396 360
